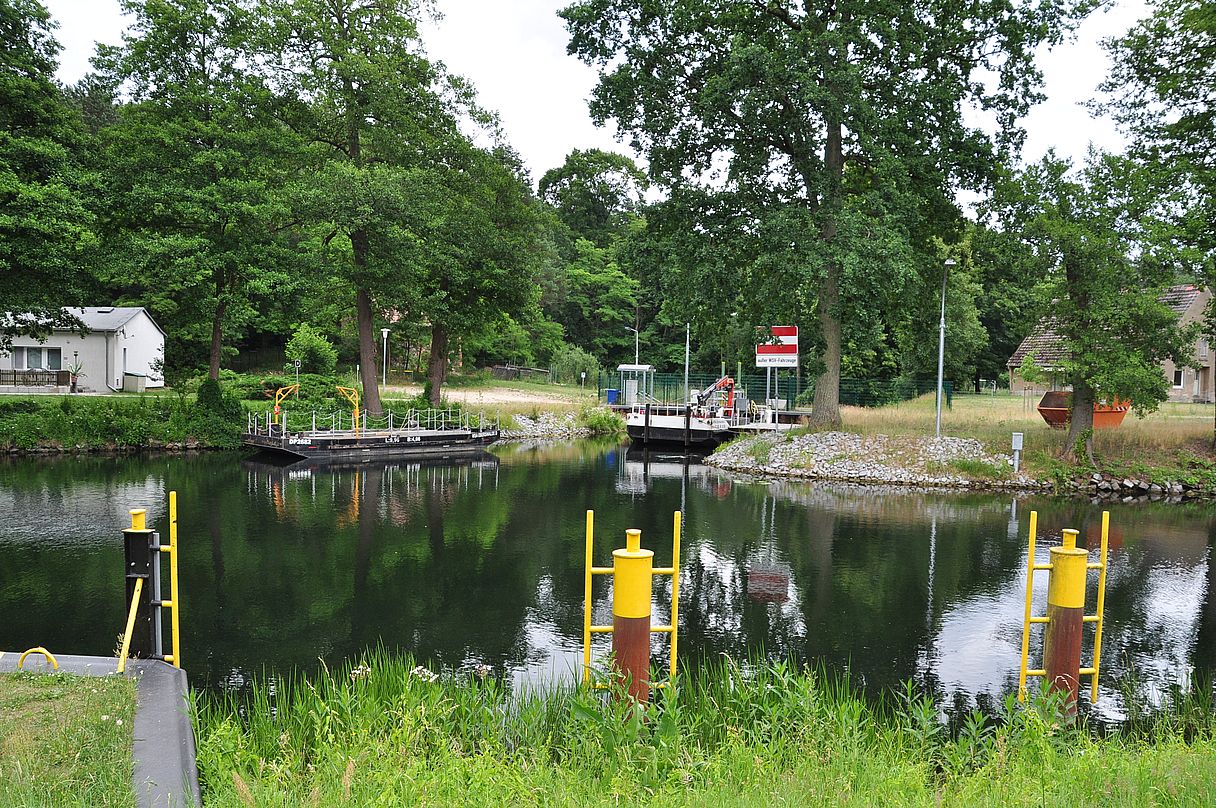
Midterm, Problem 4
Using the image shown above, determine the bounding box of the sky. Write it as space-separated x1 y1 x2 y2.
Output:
43 0 1149 184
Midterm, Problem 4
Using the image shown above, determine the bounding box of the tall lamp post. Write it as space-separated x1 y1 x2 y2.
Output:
626 326 640 365
381 327 390 389
935 259 957 439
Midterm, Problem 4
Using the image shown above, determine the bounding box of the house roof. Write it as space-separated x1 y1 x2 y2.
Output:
1007 284 1205 369
1007 316 1068 369
1159 284 1202 315
62 307 166 336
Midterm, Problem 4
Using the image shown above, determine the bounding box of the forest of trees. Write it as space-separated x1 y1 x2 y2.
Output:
2 0 1214 440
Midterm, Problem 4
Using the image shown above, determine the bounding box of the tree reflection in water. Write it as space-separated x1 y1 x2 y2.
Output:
0 446 1213 719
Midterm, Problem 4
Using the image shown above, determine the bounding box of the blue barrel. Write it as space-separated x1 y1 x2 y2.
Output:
606 388 619 405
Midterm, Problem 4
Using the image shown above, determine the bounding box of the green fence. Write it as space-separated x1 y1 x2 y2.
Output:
597 371 952 409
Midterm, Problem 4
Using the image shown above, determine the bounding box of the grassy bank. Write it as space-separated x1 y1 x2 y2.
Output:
0 394 241 451
194 653 1216 807
843 393 1216 488
0 671 136 808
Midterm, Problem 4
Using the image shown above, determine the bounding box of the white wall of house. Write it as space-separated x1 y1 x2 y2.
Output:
110 310 165 389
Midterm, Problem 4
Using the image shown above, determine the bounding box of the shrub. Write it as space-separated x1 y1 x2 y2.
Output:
550 344 600 386
577 406 625 437
285 323 338 375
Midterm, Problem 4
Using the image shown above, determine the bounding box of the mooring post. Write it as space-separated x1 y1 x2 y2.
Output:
683 403 691 451
122 509 156 659
1043 527 1086 714
644 403 651 444
613 528 653 702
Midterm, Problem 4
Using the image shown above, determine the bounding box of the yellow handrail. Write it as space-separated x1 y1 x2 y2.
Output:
117 577 144 674
17 647 58 670
582 510 683 687
582 510 593 684
157 490 181 668
1090 511 1110 702
1017 510 1038 701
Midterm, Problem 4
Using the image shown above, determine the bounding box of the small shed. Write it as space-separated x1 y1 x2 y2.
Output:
615 364 655 405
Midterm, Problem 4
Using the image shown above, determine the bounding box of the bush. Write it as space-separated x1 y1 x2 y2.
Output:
550 344 601 385
285 323 338 375
577 406 625 437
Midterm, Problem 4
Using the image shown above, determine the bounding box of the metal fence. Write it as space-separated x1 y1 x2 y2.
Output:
0 369 70 386
596 371 951 409
247 407 497 436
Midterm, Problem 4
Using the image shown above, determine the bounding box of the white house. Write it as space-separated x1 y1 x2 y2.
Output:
2 307 166 393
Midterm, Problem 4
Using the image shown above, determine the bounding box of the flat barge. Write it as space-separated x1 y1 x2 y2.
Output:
243 408 499 463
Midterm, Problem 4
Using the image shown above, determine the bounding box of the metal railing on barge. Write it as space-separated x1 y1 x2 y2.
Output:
245 407 499 438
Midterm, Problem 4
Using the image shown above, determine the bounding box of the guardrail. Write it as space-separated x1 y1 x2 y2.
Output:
246 407 498 437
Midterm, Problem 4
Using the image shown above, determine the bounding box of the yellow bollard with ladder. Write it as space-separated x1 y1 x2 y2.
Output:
583 510 681 702
1018 510 1110 711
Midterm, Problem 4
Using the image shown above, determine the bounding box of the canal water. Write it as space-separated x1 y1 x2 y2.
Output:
2 442 1213 718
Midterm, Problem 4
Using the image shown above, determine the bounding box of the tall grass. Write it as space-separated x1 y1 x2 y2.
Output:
194 651 1216 807
846 393 1215 483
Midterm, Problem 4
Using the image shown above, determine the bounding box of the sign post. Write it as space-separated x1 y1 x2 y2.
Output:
756 327 799 406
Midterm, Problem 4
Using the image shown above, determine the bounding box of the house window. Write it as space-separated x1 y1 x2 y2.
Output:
8 346 59 370
1201 340 1209 359
1174 369 1185 387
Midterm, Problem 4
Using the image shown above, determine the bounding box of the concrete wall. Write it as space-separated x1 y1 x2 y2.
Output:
113 311 165 389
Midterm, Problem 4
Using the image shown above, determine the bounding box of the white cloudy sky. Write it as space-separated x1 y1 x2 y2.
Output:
43 0 1148 183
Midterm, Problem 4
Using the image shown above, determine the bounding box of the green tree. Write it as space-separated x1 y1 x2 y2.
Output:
986 153 1197 462
285 322 338 375
407 145 549 404
1101 0 1216 262
562 0 1094 425
538 148 647 248
0 0 92 349
895 251 988 389
558 238 638 362
257 0 471 416
93 0 295 380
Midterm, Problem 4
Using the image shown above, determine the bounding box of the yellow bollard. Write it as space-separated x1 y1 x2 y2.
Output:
1043 528 1087 713
613 529 654 702
584 513 682 699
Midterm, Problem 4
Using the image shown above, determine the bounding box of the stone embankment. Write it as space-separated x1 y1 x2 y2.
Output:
497 412 591 441
706 431 1043 490
706 431 1216 500
1065 473 1208 503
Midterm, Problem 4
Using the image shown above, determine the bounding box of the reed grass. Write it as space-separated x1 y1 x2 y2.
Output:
193 651 1216 807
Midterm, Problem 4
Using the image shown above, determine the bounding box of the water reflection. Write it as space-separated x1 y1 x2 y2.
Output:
0 446 1213 719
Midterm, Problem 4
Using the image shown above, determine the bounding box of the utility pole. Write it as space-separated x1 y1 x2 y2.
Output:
935 259 957 438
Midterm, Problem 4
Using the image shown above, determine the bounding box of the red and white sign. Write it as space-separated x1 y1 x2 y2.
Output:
756 326 799 367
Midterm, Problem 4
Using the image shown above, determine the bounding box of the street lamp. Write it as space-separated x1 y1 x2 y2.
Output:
625 326 640 365
381 327 390 389
935 259 957 439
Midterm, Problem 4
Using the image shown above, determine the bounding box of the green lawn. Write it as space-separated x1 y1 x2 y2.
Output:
0 671 136 808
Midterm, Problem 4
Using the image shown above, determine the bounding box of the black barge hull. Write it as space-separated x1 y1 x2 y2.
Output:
625 424 731 448
243 429 498 462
